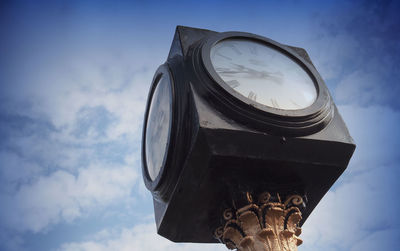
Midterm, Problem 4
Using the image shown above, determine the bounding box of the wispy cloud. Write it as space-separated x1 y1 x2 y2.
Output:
1 163 137 233
299 1 400 249
58 222 225 251
0 7 154 248
307 0 400 108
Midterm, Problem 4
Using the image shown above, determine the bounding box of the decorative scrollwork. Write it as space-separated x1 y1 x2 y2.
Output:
258 192 271 204
215 192 305 251
214 226 224 239
246 192 253 203
284 195 304 207
223 208 234 220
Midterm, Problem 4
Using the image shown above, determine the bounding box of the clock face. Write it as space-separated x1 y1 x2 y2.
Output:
210 38 317 110
145 73 173 181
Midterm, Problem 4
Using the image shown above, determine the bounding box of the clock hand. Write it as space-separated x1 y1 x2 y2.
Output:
248 91 257 101
225 43 242 55
215 52 232 61
248 58 266 67
229 63 284 85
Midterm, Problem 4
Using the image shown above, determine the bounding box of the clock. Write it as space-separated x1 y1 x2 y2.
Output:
143 65 174 188
197 32 333 136
210 38 317 110
141 26 355 243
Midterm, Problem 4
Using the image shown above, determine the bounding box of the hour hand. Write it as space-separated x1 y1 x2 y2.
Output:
231 63 283 85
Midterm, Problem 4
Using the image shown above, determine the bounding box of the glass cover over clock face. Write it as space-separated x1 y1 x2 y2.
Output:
145 73 172 181
210 38 317 110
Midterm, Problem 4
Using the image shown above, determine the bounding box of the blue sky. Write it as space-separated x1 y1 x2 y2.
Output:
0 0 399 250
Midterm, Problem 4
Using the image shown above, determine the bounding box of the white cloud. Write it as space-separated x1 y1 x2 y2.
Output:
0 41 153 236
300 103 400 250
307 33 358 81
58 222 225 251
0 151 43 189
335 70 396 107
302 163 399 250
337 104 400 173
32 62 152 143
1 163 137 233
350 228 400 251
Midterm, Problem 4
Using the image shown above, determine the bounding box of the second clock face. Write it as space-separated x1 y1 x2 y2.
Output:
145 73 173 181
210 38 317 110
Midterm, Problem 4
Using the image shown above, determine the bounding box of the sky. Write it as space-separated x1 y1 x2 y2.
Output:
0 0 399 250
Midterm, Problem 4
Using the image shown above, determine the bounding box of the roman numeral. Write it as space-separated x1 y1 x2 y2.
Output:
270 98 280 108
248 91 257 101
227 44 242 55
226 80 240 88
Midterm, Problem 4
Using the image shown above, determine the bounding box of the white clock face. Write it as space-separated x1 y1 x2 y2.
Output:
210 38 317 110
145 73 172 181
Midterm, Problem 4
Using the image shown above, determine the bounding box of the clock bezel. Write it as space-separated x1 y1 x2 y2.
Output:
209 38 317 111
198 32 333 136
142 64 175 191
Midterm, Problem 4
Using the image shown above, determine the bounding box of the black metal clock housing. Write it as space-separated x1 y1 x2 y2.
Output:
141 26 355 243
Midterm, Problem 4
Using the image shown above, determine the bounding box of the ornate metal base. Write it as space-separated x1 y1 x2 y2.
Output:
215 192 305 251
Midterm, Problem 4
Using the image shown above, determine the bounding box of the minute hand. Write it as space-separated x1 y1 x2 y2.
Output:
227 63 283 85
